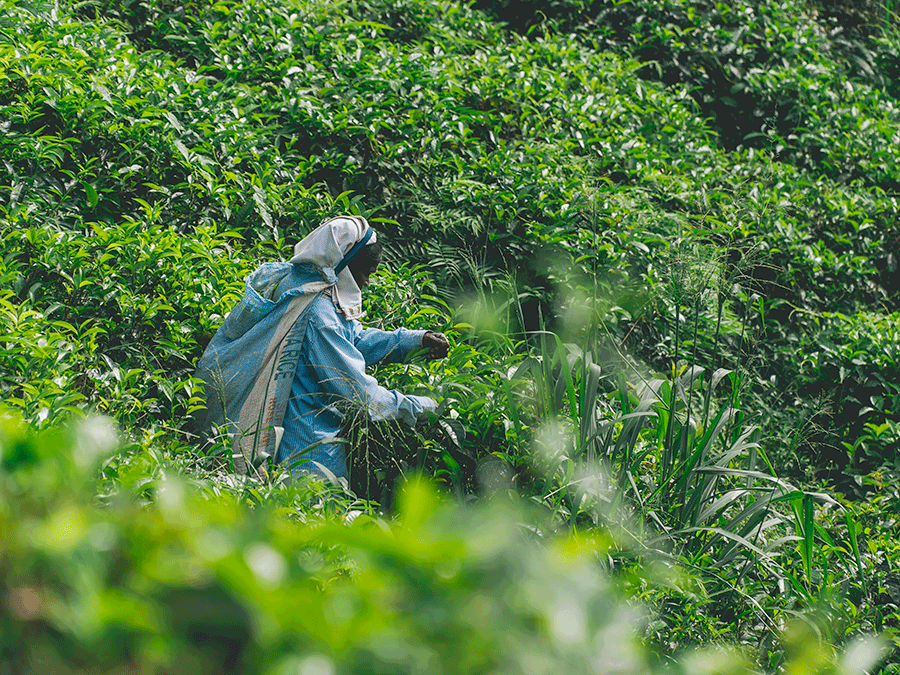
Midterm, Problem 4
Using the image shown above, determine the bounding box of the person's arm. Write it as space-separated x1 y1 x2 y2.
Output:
306 312 435 425
354 323 450 366
353 323 428 366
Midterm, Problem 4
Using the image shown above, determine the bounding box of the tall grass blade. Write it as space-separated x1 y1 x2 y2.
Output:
845 511 868 592
789 493 816 586
649 525 770 560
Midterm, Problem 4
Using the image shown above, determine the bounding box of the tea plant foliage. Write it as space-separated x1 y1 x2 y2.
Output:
0 412 890 674
2 0 900 670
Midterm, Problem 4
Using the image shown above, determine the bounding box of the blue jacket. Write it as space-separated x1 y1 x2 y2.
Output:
195 261 434 480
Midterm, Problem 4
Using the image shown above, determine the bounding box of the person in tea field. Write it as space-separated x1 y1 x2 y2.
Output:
193 215 449 479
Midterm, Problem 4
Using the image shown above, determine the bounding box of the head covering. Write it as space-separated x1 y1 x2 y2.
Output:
289 215 378 319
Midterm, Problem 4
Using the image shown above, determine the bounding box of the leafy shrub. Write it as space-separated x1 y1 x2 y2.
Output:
0 412 889 674
793 311 900 471
3 0 900 669
0 220 254 428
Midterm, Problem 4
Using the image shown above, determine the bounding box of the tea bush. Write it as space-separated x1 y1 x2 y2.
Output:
0 412 890 674
0 220 253 429
793 311 900 471
4 0 900 669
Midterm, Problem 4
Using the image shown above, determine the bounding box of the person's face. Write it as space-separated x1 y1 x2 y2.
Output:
349 251 381 289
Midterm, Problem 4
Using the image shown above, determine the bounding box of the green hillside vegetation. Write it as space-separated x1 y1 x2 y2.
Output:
2 0 900 671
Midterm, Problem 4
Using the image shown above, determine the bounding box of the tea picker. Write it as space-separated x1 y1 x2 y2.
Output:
193 216 449 479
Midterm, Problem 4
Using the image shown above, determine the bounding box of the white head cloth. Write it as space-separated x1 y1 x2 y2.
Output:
289 215 378 319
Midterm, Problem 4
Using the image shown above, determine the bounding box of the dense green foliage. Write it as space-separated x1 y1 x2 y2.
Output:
0 413 892 674
2 0 900 671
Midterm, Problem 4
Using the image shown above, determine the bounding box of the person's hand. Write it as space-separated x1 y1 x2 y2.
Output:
422 331 449 360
